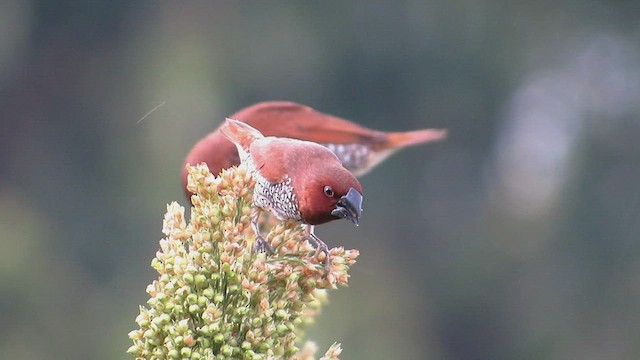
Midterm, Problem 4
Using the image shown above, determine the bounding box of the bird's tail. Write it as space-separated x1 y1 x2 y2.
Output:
220 118 265 151
386 128 448 148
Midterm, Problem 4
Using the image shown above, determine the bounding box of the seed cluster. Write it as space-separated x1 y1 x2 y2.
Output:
128 163 358 359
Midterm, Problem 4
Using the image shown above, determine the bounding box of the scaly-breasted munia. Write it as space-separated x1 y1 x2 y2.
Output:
182 101 446 197
220 118 364 272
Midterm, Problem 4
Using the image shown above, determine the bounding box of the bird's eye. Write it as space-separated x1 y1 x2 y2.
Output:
323 186 334 198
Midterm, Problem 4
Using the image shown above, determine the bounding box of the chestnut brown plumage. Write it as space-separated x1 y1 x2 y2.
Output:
182 101 446 198
219 118 364 272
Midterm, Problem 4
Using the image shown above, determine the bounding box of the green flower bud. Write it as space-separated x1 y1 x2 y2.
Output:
127 330 142 341
135 316 150 327
176 286 189 297
257 341 271 353
150 258 162 270
126 345 140 355
186 294 198 304
286 321 295 331
199 337 211 349
235 306 249 316
176 319 190 333
213 333 224 343
168 349 180 359
160 313 171 323
174 256 186 267
252 317 263 327
149 322 160 333
275 309 287 320
229 267 239 278
291 301 304 312
154 301 165 311
182 273 194 284
147 336 160 346
203 288 215 299
276 323 289 334
195 274 207 287
164 339 175 350
220 344 233 357
199 325 211 337
180 347 192 358
151 316 164 326
185 264 197 274
305 278 317 289
152 347 165 357
188 304 201 314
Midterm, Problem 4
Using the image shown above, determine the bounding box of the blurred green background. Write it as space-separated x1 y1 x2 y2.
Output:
2 1 640 359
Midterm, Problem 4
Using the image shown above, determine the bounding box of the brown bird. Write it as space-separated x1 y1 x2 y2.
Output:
182 101 446 198
220 118 363 272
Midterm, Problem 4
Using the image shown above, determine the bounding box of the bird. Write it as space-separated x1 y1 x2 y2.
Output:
219 118 363 273
182 101 446 198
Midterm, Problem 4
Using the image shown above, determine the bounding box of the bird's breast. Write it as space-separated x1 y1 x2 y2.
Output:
251 164 302 222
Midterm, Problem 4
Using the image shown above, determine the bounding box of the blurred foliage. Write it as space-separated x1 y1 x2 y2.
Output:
1 1 640 359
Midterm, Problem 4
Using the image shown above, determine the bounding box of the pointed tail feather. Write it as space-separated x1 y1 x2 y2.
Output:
220 118 265 151
386 128 448 148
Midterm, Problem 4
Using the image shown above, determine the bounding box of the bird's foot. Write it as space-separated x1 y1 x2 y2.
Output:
251 209 274 254
304 233 331 276
254 234 275 254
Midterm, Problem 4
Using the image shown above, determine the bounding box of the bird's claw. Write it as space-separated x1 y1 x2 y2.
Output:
318 245 331 276
254 234 275 254
251 209 274 254
304 233 331 277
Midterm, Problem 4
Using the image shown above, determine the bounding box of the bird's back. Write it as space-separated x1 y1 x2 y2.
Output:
250 137 341 183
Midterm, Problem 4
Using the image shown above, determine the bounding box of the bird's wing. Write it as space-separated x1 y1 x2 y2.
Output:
249 137 338 184
248 138 293 183
232 101 389 145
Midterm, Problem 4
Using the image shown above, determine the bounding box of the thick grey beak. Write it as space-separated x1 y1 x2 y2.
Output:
331 187 363 225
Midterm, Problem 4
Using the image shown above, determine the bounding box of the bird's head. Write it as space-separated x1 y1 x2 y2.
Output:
297 164 363 226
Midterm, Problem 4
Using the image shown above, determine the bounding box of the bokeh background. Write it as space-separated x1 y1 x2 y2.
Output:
2 1 640 359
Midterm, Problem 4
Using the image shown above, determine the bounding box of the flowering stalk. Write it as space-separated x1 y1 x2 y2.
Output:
128 164 359 359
